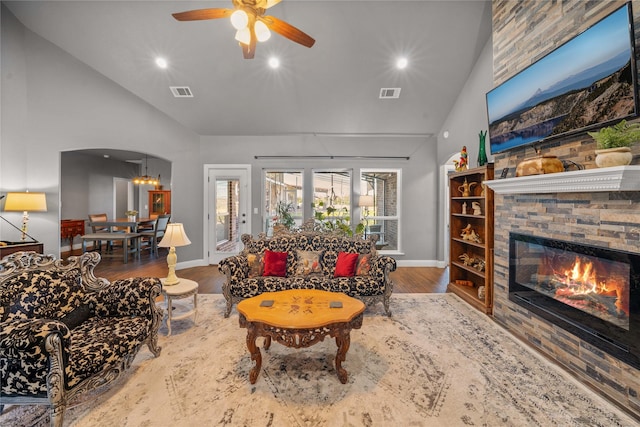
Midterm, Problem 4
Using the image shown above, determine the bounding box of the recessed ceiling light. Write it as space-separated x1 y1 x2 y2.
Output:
443 130 450 139
396 57 408 69
268 57 280 69
155 57 168 69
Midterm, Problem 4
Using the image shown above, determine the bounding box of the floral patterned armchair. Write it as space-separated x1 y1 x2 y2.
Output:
0 251 162 427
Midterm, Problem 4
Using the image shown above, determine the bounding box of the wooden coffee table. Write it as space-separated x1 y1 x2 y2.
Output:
237 289 365 384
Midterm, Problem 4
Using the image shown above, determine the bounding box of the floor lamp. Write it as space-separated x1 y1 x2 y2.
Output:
158 223 191 285
1 192 48 242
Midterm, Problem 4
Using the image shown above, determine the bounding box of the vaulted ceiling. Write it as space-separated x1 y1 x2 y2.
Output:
4 0 492 138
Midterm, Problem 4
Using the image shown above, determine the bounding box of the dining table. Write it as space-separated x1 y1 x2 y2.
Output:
81 218 157 263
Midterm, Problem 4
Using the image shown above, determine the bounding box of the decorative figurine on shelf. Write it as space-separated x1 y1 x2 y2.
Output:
472 201 482 215
473 258 486 272
457 178 477 197
480 182 486 197
458 253 486 272
477 130 488 167
462 202 467 215
460 224 482 243
459 253 473 266
455 279 474 287
453 145 469 171
478 286 486 300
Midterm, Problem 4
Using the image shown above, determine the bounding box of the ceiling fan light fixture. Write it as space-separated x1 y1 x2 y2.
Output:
172 1 315 59
254 21 271 42
230 10 249 30
235 27 251 45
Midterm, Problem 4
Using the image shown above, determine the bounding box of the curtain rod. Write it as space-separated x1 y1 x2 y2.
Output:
254 155 410 160
218 132 431 138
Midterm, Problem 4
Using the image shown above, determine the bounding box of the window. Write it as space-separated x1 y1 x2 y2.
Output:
260 168 401 252
263 171 303 235
312 170 352 233
360 169 400 251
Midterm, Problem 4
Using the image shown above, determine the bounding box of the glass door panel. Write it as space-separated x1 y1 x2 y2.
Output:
208 166 249 264
215 179 240 252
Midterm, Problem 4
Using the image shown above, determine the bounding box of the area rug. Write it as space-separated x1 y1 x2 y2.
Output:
1 294 636 426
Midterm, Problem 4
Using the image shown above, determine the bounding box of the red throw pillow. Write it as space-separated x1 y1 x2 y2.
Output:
334 252 359 277
263 250 288 277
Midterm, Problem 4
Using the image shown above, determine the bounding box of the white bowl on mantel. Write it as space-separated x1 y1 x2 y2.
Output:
594 147 633 168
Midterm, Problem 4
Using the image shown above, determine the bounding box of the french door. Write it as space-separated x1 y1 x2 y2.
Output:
206 165 251 264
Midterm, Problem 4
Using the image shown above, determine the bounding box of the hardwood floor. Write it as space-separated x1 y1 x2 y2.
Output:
62 248 449 294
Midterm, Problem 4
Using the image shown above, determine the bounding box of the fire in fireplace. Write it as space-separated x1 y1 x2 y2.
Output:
509 233 640 369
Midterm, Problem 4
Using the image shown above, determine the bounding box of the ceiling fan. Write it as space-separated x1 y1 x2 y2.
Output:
172 0 315 59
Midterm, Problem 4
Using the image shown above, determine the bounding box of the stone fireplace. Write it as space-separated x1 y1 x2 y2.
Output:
489 0 640 416
487 167 640 416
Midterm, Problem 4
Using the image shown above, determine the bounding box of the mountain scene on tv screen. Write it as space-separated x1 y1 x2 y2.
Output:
489 59 635 152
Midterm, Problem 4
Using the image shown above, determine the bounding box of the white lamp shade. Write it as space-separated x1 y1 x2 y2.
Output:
230 9 249 30
158 223 191 248
235 27 251 45
254 20 271 42
3 192 47 212
359 195 374 208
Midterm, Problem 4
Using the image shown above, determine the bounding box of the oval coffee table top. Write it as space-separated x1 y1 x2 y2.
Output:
237 289 364 329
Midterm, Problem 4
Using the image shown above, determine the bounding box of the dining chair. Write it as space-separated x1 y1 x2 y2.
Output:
87 213 110 252
140 214 171 257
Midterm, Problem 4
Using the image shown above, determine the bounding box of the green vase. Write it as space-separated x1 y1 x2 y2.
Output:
478 130 488 167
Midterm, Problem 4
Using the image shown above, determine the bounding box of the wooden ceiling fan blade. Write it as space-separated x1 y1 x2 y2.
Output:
263 16 315 48
172 8 233 21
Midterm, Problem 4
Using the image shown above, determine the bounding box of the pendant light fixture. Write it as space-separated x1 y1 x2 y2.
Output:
133 155 159 186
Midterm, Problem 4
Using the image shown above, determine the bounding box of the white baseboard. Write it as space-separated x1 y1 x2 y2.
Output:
175 258 208 270
61 243 86 252
396 260 447 268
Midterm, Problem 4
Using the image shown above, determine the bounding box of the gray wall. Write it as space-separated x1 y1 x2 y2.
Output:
0 6 202 261
435 38 494 260
437 38 494 167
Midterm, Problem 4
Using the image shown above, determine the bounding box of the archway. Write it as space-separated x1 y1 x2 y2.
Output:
60 149 171 252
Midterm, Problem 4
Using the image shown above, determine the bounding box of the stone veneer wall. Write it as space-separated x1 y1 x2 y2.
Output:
491 0 640 417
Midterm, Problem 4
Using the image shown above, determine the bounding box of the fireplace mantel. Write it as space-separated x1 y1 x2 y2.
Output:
485 165 640 194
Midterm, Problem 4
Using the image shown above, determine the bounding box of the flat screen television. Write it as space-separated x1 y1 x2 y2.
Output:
486 3 638 154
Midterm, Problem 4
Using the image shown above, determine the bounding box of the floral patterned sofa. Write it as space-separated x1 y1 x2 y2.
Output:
218 226 397 317
0 251 163 427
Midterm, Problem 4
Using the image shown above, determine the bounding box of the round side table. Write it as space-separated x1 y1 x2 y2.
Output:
160 278 199 336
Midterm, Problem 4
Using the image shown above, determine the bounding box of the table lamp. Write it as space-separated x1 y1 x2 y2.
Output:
2 192 48 242
158 223 191 285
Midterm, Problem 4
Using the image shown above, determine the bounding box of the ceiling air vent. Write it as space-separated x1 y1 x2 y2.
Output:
379 88 401 99
170 86 193 98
